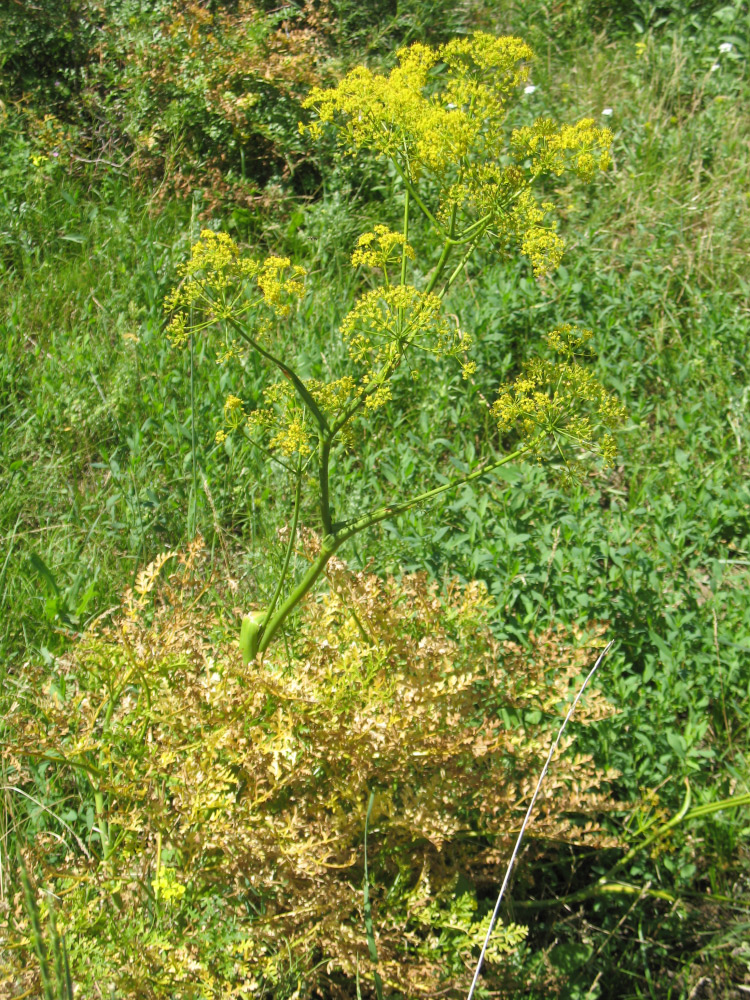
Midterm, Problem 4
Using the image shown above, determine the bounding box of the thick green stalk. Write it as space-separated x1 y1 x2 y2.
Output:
336 444 531 541
256 540 340 655
257 444 532 653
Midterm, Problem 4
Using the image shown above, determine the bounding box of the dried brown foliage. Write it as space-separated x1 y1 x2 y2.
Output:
6 540 621 997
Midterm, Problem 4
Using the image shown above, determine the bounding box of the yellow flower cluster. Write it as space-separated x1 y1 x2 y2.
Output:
151 867 187 903
239 376 360 457
510 117 613 182
545 323 594 358
216 392 246 444
256 255 306 317
510 190 564 276
243 382 309 458
337 284 472 407
302 34 533 178
492 327 626 466
351 225 416 271
164 231 305 348
301 34 612 280
520 226 565 277
307 375 357 415
342 286 465 362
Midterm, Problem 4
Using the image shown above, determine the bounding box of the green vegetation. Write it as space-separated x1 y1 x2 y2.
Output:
2 1 749 997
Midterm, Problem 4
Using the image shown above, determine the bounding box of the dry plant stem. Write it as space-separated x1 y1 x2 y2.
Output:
466 639 615 1000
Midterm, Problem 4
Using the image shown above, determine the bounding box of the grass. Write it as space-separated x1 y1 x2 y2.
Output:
2 0 750 995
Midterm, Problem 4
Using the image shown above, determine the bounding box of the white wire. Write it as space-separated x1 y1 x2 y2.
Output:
466 639 615 1000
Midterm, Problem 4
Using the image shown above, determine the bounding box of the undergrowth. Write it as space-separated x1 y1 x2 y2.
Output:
5 540 618 998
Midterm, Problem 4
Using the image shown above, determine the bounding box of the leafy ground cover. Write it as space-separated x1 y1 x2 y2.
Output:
1 1 749 997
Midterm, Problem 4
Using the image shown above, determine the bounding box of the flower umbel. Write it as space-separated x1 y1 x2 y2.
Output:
164 231 306 348
493 326 626 466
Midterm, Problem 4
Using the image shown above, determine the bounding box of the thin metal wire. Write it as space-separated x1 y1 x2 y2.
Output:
466 639 615 1000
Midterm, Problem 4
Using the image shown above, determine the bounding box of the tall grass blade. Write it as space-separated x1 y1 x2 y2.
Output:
16 848 56 1000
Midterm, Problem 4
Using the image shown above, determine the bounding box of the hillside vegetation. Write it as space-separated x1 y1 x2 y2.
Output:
1 1 749 997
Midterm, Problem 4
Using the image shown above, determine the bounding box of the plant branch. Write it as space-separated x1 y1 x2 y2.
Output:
392 161 441 229
261 468 303 640
226 315 330 434
256 539 339 655
515 787 750 913
335 444 533 540
319 435 334 534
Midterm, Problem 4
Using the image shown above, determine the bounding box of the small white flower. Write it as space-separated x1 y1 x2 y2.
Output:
711 62 721 71
524 85 536 94
719 42 733 54
602 107 613 116
446 102 457 109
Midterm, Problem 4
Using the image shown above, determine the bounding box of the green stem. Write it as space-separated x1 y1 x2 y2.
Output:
516 785 750 912
392 161 441 229
226 316 330 434
240 426 297 475
257 444 533 654
437 234 485 301
683 791 750 819
400 188 410 288
606 779 691 881
448 212 491 245
397 188 411 333
257 539 339 655
516 880 677 910
336 444 532 540
319 435 333 535
93 789 110 860
261 468 303 640
423 237 453 297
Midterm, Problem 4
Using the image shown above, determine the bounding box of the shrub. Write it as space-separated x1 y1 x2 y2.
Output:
0 0 101 101
6 540 619 997
86 1 327 198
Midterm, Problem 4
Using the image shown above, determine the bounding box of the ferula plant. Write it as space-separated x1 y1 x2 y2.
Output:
165 32 623 658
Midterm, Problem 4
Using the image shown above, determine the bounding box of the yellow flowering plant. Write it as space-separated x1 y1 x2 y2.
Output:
165 32 624 659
